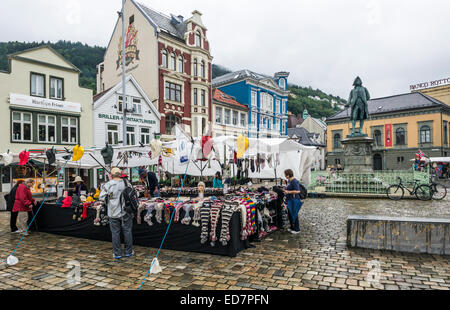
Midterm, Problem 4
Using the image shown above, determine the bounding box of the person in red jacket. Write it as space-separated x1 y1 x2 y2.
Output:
12 179 36 235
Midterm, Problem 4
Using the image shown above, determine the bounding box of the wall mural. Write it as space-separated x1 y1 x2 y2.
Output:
116 22 140 69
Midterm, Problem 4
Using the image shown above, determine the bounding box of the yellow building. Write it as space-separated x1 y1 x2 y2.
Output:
0 45 93 191
326 91 450 170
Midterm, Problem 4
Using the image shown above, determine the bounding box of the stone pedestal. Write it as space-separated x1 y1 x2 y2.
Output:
341 135 374 173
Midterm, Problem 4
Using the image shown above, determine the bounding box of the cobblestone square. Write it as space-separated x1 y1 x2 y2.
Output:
0 198 449 290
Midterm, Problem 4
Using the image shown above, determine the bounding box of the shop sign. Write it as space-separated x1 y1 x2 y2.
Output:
410 77 450 91
10 93 81 113
98 113 156 125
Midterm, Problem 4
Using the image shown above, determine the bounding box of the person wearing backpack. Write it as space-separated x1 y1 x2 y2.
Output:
282 169 303 235
6 180 23 233
99 168 135 259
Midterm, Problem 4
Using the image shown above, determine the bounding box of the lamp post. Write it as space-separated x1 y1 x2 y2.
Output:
121 0 127 146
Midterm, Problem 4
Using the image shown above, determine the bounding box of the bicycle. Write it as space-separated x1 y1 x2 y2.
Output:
429 180 447 200
386 177 431 201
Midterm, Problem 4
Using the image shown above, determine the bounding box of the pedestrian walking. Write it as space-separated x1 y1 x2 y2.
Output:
282 169 303 235
99 168 134 259
12 179 36 236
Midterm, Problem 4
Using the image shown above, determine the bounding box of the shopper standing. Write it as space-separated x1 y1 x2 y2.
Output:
12 179 36 235
6 180 22 233
282 169 302 235
212 172 224 189
99 168 134 259
139 168 159 197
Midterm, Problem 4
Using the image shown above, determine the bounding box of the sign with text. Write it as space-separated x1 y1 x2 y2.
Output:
10 93 81 113
410 77 450 91
385 124 393 147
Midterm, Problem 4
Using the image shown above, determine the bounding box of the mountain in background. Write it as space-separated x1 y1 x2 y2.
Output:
0 41 345 118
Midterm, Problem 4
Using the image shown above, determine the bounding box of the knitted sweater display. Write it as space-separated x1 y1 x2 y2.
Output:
219 202 237 246
200 201 212 244
209 202 223 246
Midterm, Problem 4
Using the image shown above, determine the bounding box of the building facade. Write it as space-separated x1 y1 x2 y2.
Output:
93 75 161 148
212 89 248 137
97 0 213 136
212 70 289 138
0 45 93 192
326 92 450 170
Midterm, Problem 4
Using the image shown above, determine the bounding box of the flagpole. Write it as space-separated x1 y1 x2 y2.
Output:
121 0 127 147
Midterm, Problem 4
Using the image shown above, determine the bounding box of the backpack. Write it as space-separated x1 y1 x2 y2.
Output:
120 179 139 215
299 183 308 200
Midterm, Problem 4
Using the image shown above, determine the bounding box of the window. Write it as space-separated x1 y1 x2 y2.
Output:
396 127 406 146
251 113 256 126
127 127 136 146
195 31 201 47
201 90 206 107
140 127 151 145
162 50 168 68
261 93 273 111
201 61 205 78
267 117 271 130
240 113 246 127
129 15 134 24
225 109 231 125
215 107 222 124
61 117 78 144
444 122 448 145
50 77 63 100
279 78 286 89
373 130 382 147
38 115 56 143
275 118 280 131
107 124 119 145
251 91 257 107
232 111 238 126
165 82 182 102
118 95 129 113
193 59 198 76
12 112 32 142
165 114 181 135
132 98 142 114
282 100 287 114
169 53 176 70
397 156 405 163
193 88 198 106
282 122 286 134
31 73 45 97
276 99 280 113
178 55 184 73
420 125 431 143
333 133 342 150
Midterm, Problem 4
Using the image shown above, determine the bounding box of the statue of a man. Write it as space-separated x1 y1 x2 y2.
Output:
347 77 370 135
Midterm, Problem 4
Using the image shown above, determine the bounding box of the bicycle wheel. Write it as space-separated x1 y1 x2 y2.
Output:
415 185 432 201
431 183 447 200
387 185 404 200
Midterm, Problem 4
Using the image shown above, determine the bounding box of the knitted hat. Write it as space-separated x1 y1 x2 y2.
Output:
0 153 13 166
74 176 83 183
46 147 56 165
101 145 114 165
150 139 162 160
19 151 30 166
72 145 84 162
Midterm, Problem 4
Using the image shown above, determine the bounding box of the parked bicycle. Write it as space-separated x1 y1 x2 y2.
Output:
429 180 447 200
386 177 431 201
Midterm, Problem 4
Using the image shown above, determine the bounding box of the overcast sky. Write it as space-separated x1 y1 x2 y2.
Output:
2 0 450 99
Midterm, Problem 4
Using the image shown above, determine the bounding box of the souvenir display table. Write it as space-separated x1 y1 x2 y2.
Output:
32 187 283 258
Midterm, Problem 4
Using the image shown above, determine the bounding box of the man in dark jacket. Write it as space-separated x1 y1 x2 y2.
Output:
139 169 159 197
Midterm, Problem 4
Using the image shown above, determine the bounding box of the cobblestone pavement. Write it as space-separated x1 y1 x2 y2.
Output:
0 198 449 290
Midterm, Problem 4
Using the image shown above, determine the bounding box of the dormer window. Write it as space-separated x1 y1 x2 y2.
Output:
195 31 201 47
279 78 286 89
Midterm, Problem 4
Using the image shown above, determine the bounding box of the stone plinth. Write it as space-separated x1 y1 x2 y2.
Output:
341 135 374 173
347 215 450 255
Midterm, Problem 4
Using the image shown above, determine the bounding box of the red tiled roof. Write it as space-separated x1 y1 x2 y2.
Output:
213 89 248 110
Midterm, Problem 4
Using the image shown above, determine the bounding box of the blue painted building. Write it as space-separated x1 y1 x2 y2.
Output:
212 70 290 138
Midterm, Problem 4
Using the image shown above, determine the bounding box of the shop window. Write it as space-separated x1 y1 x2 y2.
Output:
333 133 342 150
127 126 136 146
396 127 406 146
140 127 151 145
31 73 45 97
50 77 63 100
215 107 222 124
240 113 246 127
161 50 168 68
165 114 180 135
178 55 184 73
170 52 176 71
61 117 78 144
420 125 431 143
12 112 32 142
201 90 206 107
107 124 119 145
165 82 182 102
38 114 56 143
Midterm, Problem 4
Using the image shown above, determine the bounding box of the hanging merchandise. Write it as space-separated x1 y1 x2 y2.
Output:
219 202 236 246
150 139 162 160
72 145 84 162
209 202 223 246
101 145 114 165
200 201 212 244
237 135 249 159
176 125 190 165
201 135 214 159
0 152 13 166
19 150 30 166
267 154 273 169
250 158 255 173
256 154 261 172
45 147 56 166
260 154 266 170
192 202 202 227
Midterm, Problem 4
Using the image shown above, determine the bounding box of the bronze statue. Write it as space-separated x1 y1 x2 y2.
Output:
347 77 370 136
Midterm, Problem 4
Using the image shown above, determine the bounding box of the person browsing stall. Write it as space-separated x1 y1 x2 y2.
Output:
139 168 160 197
6 180 22 233
12 179 36 235
212 172 224 189
282 169 303 235
74 176 88 196
99 168 134 259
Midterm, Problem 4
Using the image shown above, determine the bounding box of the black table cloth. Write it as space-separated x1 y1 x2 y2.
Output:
33 204 252 257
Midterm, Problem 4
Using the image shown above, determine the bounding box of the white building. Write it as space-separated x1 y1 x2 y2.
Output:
93 75 161 148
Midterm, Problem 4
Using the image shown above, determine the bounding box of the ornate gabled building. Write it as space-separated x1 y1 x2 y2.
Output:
97 0 213 136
